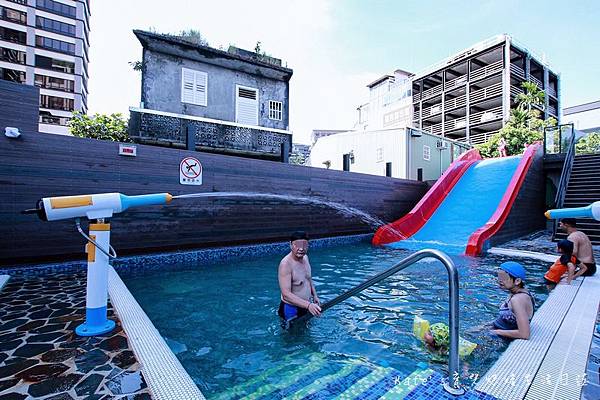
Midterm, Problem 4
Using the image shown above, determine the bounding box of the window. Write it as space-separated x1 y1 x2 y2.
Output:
1 67 25 83
39 111 70 126
0 27 27 45
36 0 77 18
343 154 351 171
181 67 207 106
35 55 75 74
8 0 28 5
268 100 282 121
36 16 76 37
376 147 384 162
40 94 74 111
0 47 26 64
423 145 431 161
385 162 392 177
1 6 27 24
36 35 75 55
235 85 258 125
35 74 75 92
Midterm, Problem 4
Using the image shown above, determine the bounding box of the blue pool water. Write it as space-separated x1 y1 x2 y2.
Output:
122 242 549 397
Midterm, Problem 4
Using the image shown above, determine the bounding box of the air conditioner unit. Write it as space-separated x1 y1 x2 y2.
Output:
436 140 448 150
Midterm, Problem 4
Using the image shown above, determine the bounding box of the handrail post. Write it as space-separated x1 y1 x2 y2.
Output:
290 249 465 394
435 250 465 395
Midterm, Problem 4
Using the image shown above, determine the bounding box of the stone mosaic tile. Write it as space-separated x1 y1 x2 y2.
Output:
0 273 151 399
1 234 372 277
499 229 600 261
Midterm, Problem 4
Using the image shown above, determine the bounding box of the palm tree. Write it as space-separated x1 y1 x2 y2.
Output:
507 108 529 128
516 81 545 112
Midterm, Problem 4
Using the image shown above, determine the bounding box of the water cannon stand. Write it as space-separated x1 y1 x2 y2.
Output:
76 218 116 336
22 192 173 336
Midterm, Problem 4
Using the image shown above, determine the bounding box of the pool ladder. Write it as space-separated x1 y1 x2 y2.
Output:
293 249 465 395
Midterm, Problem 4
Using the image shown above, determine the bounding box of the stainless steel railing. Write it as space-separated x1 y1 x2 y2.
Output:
292 249 464 395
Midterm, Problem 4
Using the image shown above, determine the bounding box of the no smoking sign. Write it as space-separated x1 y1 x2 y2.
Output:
180 156 203 185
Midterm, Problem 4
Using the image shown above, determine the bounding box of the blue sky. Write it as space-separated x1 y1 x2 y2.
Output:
88 0 600 144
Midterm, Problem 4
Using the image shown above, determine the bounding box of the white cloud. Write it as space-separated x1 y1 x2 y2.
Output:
88 0 376 145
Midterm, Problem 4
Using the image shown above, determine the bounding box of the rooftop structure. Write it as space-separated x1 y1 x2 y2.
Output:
412 34 559 145
563 99 600 133
130 30 294 160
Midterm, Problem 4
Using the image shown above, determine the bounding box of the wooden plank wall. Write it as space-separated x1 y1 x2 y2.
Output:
0 132 428 266
0 80 39 134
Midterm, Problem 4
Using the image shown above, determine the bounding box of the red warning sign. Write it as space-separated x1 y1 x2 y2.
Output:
180 157 203 185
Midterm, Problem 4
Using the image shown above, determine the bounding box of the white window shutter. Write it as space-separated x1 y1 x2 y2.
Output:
236 86 258 125
181 69 195 104
194 71 207 106
181 68 208 106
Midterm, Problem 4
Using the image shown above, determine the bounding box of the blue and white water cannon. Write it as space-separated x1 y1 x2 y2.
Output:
545 201 600 221
23 192 172 336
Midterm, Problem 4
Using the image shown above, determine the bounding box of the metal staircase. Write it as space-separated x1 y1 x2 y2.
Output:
556 153 600 244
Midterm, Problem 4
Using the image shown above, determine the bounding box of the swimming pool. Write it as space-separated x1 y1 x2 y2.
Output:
122 242 549 397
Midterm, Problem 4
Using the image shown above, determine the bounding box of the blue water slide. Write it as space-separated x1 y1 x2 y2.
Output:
387 155 522 254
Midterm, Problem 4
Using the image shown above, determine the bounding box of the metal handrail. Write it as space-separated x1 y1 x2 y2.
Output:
292 249 464 395
551 125 576 240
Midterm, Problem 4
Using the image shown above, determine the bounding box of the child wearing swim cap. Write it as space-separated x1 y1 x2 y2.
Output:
423 322 450 352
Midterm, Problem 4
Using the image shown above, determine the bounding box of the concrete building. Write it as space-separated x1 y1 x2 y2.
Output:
311 129 347 145
412 34 560 145
355 69 413 131
309 127 470 181
0 0 91 135
563 100 600 133
129 30 293 161
291 143 311 162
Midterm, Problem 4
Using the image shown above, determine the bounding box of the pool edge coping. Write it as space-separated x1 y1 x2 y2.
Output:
475 247 600 400
108 265 205 400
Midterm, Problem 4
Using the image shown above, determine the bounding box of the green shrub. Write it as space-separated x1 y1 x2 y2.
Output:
576 132 600 154
68 112 131 142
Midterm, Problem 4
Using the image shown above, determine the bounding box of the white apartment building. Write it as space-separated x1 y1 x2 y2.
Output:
563 100 600 133
0 0 90 135
355 69 413 131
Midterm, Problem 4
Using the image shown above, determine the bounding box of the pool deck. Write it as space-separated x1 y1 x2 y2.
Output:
478 230 600 400
0 272 151 399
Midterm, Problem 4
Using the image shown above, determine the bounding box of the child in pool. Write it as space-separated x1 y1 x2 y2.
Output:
423 322 450 354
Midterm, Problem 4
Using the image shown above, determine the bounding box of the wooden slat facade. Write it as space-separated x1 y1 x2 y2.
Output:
489 147 546 247
0 80 39 134
0 132 427 266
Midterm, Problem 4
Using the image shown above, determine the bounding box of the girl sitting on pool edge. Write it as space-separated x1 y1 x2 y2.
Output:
492 261 536 340
544 239 587 291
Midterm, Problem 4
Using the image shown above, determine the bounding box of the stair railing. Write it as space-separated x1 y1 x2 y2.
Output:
292 249 465 395
551 125 577 240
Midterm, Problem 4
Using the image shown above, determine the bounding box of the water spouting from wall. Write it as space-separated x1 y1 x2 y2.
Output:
173 192 404 238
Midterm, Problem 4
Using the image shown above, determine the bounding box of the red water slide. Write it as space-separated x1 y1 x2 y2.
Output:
464 143 541 255
372 148 482 246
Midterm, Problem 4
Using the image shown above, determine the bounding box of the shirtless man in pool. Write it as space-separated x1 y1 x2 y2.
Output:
278 231 321 323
